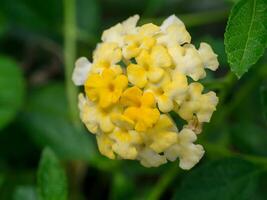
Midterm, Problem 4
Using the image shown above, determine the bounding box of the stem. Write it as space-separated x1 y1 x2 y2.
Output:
64 0 80 128
64 1 87 200
147 165 180 200
140 9 229 27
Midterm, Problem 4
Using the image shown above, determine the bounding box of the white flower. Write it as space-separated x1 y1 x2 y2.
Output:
158 15 191 47
168 44 206 81
165 128 204 170
78 93 117 133
138 147 167 167
177 83 219 123
198 42 219 71
72 57 92 86
101 15 140 47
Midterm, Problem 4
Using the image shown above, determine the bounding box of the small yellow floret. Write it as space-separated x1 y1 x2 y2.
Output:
85 69 128 108
150 45 172 68
146 71 188 112
141 114 178 153
110 128 142 159
127 50 167 88
177 83 218 122
123 23 159 59
78 93 119 133
120 87 160 132
96 134 115 159
92 42 123 74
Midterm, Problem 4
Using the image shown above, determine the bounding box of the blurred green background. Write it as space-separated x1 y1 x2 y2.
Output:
1 0 267 199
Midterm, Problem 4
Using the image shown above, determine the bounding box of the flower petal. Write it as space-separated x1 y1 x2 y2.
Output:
160 15 184 31
72 57 92 86
165 128 204 170
96 134 115 159
138 147 167 167
198 42 219 71
120 86 142 107
127 64 147 88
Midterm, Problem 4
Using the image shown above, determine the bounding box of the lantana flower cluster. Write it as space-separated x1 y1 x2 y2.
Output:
72 15 219 170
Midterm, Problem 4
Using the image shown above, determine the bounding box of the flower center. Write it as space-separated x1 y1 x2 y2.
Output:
108 83 115 91
101 60 110 68
156 88 164 95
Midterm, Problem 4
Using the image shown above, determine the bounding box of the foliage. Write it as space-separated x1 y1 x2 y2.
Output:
0 0 267 199
37 148 68 200
225 0 267 77
20 83 96 161
0 56 25 130
173 158 263 200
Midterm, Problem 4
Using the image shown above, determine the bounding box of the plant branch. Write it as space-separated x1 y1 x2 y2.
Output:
63 0 80 128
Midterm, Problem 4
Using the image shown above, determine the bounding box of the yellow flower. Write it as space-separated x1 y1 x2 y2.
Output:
101 15 140 47
78 94 118 133
85 69 128 108
141 114 178 153
96 133 115 159
146 70 188 112
120 86 160 132
165 128 204 170
177 82 218 123
73 14 220 169
127 46 172 88
110 127 142 160
123 23 160 59
92 42 123 74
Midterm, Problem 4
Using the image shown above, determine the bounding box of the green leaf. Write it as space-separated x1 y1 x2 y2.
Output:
173 158 263 200
261 86 267 122
13 186 37 200
0 56 25 130
224 0 267 77
37 148 68 200
20 83 96 161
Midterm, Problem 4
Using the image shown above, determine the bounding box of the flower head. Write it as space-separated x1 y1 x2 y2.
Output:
73 14 219 170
